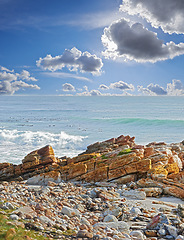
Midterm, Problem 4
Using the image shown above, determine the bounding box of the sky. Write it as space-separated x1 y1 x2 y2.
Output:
0 0 184 96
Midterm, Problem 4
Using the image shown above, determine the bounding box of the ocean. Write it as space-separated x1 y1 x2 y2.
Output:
0 96 184 164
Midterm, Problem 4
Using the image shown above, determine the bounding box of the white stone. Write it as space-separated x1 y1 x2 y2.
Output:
103 206 121 217
166 225 178 238
130 207 142 216
176 235 184 240
80 217 91 226
173 154 183 170
122 189 146 200
26 172 62 185
103 214 118 222
130 230 145 240
61 206 81 217
10 214 19 221
93 221 129 232
39 215 55 226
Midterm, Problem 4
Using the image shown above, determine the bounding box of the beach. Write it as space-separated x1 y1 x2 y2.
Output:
0 133 184 239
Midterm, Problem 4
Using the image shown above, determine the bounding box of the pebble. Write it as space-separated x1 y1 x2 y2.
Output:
0 181 183 239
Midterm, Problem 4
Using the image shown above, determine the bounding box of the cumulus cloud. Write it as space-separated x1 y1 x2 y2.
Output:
19 70 37 81
138 80 184 96
0 80 40 95
90 90 102 96
102 18 184 63
0 66 39 95
109 80 134 91
167 79 184 95
62 83 76 92
37 47 103 76
138 84 167 95
120 0 184 34
99 84 109 90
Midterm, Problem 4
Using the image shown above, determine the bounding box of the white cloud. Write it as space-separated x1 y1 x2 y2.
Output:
62 83 75 92
138 85 156 96
167 79 184 96
37 47 103 76
99 84 109 90
0 71 17 81
0 66 14 72
19 70 37 81
0 66 39 95
138 80 184 96
120 0 184 34
90 90 102 96
0 80 40 95
102 18 184 63
83 86 89 92
109 80 134 91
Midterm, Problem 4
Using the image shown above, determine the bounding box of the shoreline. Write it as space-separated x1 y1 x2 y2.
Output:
0 134 184 239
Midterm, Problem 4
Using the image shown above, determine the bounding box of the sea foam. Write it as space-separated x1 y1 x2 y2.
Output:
0 129 87 164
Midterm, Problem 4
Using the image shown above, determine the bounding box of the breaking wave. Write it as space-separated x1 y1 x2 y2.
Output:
0 129 87 164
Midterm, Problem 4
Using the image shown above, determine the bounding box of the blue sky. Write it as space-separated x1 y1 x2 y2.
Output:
0 0 184 96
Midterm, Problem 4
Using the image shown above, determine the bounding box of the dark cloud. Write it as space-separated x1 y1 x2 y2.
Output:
37 47 103 76
109 80 134 91
102 18 184 63
0 66 39 95
120 0 184 34
62 83 75 92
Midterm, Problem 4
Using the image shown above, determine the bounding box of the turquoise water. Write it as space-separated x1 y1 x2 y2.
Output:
0 96 184 164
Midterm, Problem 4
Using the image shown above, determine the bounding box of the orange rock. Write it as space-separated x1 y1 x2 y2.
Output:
164 186 184 199
67 162 87 180
168 170 184 183
149 154 169 166
81 166 108 182
84 159 95 172
108 153 137 170
22 145 57 168
108 167 126 181
0 165 15 179
147 165 168 180
111 174 137 184
136 159 151 172
71 153 99 164
144 147 155 157
0 162 11 170
165 163 179 175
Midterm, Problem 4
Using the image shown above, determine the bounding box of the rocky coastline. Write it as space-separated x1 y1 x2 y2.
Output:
0 135 184 239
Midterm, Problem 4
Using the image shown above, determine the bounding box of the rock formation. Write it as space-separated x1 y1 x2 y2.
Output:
0 134 184 199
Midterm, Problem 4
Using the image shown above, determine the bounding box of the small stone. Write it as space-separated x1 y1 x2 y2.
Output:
61 206 81 217
166 225 178 238
176 235 184 240
144 230 158 237
123 189 146 200
79 224 88 230
130 207 142 217
130 230 145 240
9 214 19 221
103 214 118 222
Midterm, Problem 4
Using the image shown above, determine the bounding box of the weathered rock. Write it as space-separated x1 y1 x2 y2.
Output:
143 187 163 197
122 189 146 200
